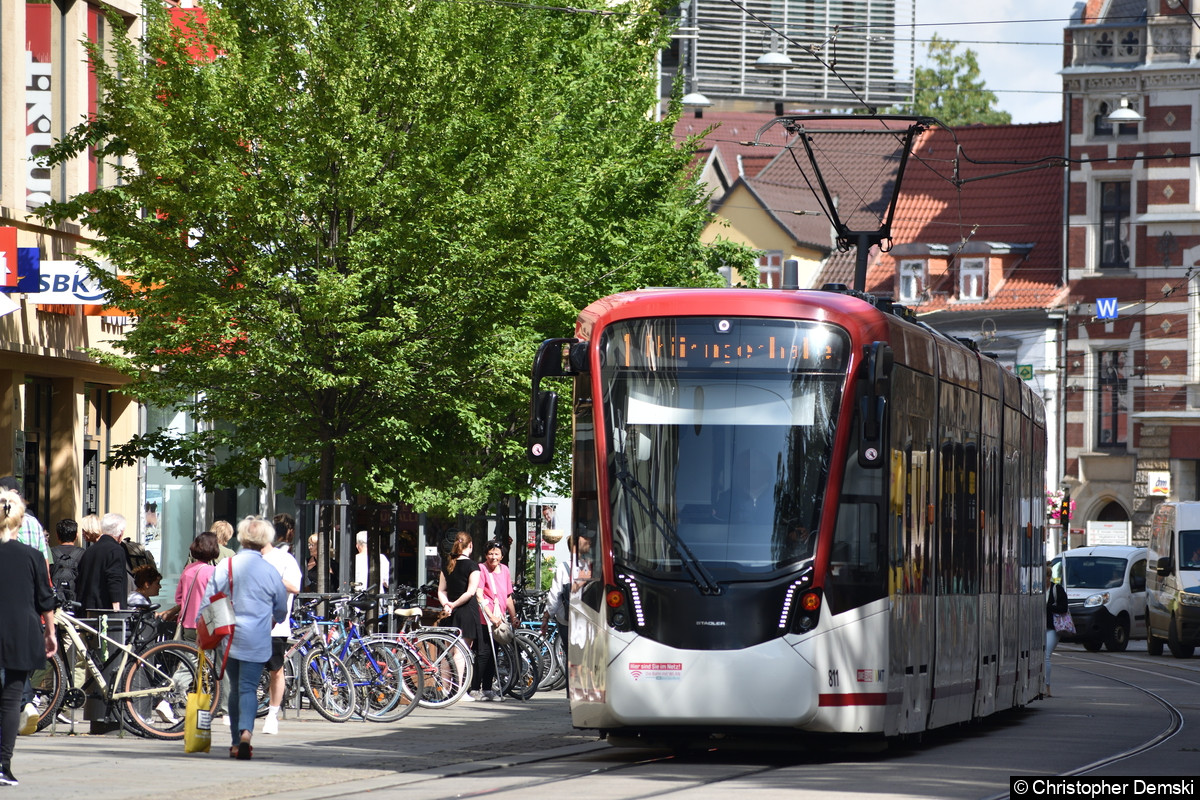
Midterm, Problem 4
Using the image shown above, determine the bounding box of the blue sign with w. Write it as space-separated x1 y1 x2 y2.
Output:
1096 297 1118 319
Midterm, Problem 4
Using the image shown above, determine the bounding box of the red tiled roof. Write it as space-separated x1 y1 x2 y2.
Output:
673 111 793 180
866 122 1066 312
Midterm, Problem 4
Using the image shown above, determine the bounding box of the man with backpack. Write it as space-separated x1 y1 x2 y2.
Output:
49 520 82 607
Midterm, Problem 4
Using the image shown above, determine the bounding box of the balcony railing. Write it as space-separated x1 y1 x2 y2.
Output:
1071 26 1144 66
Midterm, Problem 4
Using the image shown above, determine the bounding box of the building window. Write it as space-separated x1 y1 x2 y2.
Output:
1099 181 1130 269
959 258 986 300
757 251 783 288
899 260 925 303
1097 350 1128 448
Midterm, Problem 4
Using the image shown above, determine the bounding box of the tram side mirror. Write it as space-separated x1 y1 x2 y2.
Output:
857 341 893 469
1156 556 1172 576
527 337 583 465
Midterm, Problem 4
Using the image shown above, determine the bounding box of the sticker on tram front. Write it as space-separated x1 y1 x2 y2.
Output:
856 669 884 683
628 662 682 681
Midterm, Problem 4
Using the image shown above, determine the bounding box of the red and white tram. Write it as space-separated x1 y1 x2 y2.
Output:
527 285 1047 743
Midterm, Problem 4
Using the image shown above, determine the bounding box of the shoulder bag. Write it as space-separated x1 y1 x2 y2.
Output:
197 559 236 676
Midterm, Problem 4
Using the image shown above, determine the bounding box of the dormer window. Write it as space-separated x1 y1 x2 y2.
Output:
898 260 925 303
959 258 986 301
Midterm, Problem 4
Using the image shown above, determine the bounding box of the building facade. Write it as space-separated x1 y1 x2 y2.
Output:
1061 0 1200 544
1 0 143 532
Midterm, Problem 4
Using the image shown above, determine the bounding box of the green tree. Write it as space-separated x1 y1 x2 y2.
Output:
883 35 1011 126
40 0 746 514
912 35 1011 125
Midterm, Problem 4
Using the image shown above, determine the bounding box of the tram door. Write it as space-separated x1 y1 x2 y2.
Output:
885 367 934 736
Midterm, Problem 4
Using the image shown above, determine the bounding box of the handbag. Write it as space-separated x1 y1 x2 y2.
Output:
197 559 236 677
1052 612 1076 635
184 649 212 753
482 567 514 645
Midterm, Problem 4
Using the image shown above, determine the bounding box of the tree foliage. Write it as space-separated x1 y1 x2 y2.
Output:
899 35 1012 126
40 0 746 512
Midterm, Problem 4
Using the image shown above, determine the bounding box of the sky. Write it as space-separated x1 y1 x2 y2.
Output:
914 1 1079 125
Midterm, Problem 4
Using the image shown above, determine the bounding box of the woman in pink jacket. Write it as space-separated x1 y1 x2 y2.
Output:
175 532 220 642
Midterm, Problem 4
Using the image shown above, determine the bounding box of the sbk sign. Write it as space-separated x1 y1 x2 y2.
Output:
32 260 109 304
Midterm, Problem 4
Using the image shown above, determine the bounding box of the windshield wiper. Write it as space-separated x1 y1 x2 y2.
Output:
613 453 723 596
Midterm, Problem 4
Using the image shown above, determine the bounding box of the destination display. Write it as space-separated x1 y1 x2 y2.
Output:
602 318 848 372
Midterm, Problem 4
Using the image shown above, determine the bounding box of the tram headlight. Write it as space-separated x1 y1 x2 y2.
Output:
1084 592 1109 607
788 589 822 635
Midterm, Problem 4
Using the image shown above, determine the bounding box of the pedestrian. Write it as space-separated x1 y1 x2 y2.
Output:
174 532 220 643
1045 564 1069 698
49 519 83 607
475 540 518 700
210 520 236 562
0 478 48 562
0 488 57 786
79 514 102 545
76 513 128 611
437 532 482 700
260 525 301 735
203 516 288 760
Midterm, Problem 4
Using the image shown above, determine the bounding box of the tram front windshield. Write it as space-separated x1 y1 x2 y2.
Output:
599 317 849 582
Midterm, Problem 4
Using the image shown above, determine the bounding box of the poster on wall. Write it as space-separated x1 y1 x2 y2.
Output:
527 503 560 551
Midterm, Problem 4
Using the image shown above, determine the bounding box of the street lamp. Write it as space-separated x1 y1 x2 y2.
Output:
755 50 795 72
1106 96 1145 123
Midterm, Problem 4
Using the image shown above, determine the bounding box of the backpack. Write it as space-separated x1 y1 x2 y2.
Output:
50 545 82 605
122 537 158 572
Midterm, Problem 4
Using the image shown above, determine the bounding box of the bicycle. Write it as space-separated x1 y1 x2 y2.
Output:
378 584 475 708
30 604 217 740
321 593 424 722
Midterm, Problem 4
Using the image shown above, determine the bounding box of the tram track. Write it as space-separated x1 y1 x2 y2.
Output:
241 649 1197 800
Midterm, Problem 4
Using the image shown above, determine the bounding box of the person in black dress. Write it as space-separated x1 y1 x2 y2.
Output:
0 489 57 787
437 531 482 699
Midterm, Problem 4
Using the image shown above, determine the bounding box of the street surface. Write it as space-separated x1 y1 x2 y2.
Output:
8 641 1200 800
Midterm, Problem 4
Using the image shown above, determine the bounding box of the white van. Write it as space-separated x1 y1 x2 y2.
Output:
1146 501 1200 658
1050 545 1148 651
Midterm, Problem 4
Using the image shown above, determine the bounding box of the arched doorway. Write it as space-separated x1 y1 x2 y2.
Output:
1096 500 1129 522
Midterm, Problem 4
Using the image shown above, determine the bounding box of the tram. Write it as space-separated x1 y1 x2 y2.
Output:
527 284 1047 742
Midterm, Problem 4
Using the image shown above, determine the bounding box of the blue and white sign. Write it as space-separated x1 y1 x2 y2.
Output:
31 260 109 305
1096 297 1119 319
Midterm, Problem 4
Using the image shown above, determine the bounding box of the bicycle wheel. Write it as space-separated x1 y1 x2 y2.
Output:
410 632 473 708
301 649 356 722
496 636 540 701
549 632 567 691
515 630 559 692
351 640 423 723
257 650 298 717
31 652 67 731
120 641 202 741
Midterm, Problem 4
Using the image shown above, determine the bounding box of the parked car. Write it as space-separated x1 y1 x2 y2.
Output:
1049 545 1148 652
1146 501 1200 658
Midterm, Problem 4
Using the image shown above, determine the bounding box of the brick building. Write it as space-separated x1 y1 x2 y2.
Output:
1061 0 1200 543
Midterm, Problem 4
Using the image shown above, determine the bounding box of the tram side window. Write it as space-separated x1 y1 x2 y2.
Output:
826 419 886 614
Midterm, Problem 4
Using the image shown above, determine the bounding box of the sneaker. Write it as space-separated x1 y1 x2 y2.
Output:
18 704 37 735
154 700 179 724
0 764 17 787
261 714 278 735
461 691 479 702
